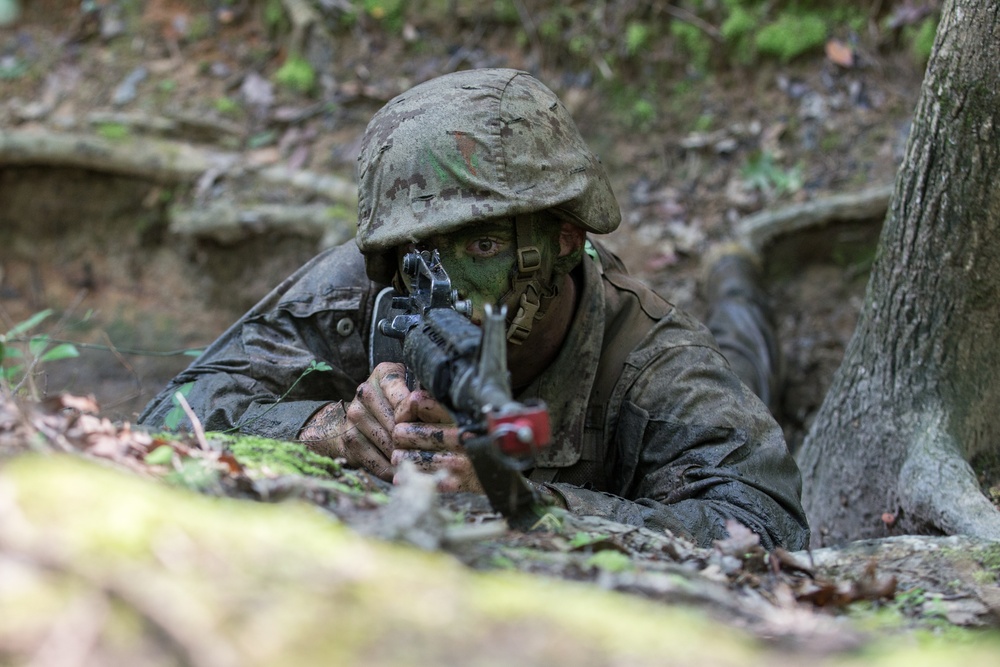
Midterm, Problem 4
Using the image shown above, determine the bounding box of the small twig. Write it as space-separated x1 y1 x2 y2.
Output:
513 0 542 59
174 391 212 452
663 4 723 42
97 331 142 411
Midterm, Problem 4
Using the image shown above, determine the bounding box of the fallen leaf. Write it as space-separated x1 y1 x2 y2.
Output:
825 39 855 68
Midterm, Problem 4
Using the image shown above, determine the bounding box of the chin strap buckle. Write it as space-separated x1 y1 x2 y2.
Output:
506 284 540 344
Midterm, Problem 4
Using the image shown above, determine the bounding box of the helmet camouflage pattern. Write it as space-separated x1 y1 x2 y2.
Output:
355 68 620 283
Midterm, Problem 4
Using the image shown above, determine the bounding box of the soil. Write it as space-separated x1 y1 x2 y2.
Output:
0 3 925 445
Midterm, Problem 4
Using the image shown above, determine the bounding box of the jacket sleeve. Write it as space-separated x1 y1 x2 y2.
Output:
137 244 377 440
549 317 810 551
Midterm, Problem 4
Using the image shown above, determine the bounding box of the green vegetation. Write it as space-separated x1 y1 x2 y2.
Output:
721 4 760 65
274 56 316 94
263 0 289 34
223 434 342 478
741 151 804 198
624 21 651 58
755 13 828 63
907 17 939 64
586 550 634 573
0 310 79 395
214 96 241 115
671 20 712 73
96 122 130 140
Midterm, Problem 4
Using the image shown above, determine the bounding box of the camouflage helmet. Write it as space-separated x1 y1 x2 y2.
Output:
355 68 621 283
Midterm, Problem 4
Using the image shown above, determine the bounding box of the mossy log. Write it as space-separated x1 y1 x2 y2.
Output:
2 454 1000 666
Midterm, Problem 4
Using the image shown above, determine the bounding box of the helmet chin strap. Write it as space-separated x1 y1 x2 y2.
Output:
502 215 559 345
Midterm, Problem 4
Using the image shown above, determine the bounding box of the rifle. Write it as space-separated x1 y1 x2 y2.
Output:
374 249 551 526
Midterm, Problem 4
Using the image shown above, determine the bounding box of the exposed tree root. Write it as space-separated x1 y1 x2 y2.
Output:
737 183 893 251
0 130 355 205
170 202 356 247
898 417 1000 540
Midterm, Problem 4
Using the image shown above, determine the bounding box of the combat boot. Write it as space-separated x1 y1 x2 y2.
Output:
701 242 784 417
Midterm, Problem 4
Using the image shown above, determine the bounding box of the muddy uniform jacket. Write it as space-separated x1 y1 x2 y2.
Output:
139 240 810 550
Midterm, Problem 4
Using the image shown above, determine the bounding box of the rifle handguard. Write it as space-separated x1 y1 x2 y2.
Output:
376 249 554 523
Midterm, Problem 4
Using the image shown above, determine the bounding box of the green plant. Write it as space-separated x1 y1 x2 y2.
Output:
670 21 712 72
624 21 650 58
363 0 406 32
490 0 519 24
907 16 938 64
755 13 827 63
720 3 760 65
163 381 195 431
273 56 316 94
630 98 656 130
569 532 609 549
693 113 714 133
0 310 79 395
214 96 241 115
741 151 803 198
263 0 289 34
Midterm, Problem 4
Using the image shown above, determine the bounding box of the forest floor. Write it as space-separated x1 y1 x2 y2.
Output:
6 2 999 662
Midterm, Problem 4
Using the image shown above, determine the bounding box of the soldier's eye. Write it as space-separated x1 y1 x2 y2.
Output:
468 238 502 257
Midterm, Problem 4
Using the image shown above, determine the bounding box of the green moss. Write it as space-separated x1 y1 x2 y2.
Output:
586 550 634 573
568 33 595 57
720 3 760 65
6 456 1000 664
907 17 939 65
273 56 316 94
624 21 651 58
217 433 341 478
488 0 521 24
755 14 828 63
693 113 714 133
96 122 130 140
214 96 241 115
671 21 712 72
975 542 1000 572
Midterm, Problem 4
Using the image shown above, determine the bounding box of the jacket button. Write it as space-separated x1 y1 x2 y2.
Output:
336 318 355 336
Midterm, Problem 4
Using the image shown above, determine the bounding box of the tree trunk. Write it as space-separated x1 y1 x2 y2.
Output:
798 0 1000 546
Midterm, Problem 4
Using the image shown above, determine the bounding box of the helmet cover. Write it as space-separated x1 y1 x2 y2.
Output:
355 68 620 283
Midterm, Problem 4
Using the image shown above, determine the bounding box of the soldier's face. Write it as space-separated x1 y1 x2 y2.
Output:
400 220 519 324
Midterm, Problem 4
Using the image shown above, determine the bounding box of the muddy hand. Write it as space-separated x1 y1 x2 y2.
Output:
299 362 412 481
390 390 483 494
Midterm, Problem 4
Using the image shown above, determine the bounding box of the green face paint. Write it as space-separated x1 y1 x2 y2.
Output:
432 223 516 323
398 218 561 324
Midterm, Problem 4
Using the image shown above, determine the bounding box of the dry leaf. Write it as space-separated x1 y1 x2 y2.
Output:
825 39 855 68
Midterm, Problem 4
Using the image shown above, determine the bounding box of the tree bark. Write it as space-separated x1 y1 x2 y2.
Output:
798 0 1000 546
